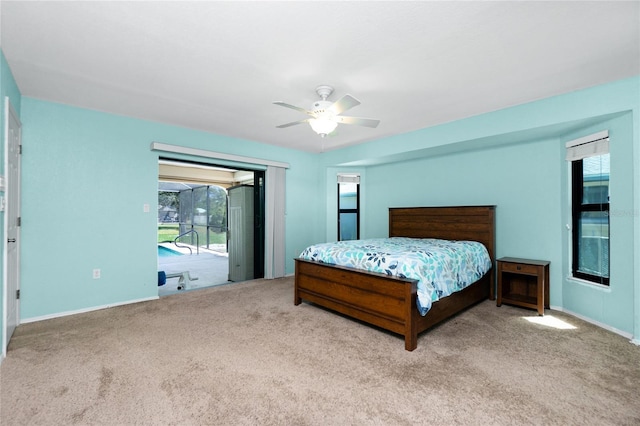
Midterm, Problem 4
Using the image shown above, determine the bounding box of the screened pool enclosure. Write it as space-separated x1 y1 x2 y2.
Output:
158 182 228 252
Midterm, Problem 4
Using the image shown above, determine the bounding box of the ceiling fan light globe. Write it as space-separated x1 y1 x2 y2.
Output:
309 118 338 136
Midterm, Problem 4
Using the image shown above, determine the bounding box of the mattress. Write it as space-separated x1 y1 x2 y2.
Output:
299 237 492 315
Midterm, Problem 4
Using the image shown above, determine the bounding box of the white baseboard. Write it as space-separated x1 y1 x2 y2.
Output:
21 296 159 324
552 306 634 341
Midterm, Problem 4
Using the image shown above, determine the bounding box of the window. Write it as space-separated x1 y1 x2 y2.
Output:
567 132 610 285
337 174 360 241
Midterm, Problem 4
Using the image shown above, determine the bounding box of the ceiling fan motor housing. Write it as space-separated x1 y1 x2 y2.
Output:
315 85 334 100
312 100 333 115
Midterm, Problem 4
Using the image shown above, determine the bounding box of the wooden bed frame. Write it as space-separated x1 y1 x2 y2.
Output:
294 205 496 351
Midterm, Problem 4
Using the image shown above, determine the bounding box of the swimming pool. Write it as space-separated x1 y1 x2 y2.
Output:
158 245 184 257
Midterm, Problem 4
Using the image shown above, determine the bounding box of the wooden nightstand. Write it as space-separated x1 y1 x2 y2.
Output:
496 257 550 315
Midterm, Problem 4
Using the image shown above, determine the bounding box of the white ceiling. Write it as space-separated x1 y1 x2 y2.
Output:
1 1 638 153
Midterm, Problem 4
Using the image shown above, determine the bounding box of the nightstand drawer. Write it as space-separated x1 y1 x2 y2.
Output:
500 262 538 275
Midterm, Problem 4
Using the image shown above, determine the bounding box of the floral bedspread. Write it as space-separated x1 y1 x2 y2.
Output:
299 237 492 316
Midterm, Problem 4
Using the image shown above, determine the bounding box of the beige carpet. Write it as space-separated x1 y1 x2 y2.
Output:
1 277 639 425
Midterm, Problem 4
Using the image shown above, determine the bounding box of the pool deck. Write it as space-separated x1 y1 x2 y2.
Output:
158 243 231 296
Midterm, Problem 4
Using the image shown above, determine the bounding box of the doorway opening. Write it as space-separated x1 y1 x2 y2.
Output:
157 159 265 296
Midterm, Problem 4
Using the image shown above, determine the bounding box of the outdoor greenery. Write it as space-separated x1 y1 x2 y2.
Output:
158 224 179 243
158 191 179 212
157 224 226 246
158 185 228 247
204 186 227 228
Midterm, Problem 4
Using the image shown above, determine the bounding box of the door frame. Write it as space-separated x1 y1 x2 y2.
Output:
3 97 21 357
157 158 265 290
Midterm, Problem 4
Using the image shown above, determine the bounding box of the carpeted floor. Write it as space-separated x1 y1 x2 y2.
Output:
1 277 639 425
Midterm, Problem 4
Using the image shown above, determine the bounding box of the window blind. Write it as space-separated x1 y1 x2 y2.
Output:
565 130 609 161
337 174 360 184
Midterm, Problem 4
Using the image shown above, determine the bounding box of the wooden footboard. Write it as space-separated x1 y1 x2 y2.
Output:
295 258 421 350
294 205 495 351
295 258 490 351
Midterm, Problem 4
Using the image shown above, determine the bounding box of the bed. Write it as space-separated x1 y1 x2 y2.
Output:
294 205 496 351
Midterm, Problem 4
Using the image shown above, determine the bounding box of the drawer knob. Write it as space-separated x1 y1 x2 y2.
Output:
516 265 521 270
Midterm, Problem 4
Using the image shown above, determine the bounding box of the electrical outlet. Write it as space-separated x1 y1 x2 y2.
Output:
93 269 101 279
143 203 150 213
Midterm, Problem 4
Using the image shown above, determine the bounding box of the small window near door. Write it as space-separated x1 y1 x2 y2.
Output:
338 174 360 241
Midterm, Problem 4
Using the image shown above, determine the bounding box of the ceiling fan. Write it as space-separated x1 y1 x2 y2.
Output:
273 85 380 137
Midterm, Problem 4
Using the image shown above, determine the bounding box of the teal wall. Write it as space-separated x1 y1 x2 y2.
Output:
19 99 322 320
321 76 639 340
0 50 22 353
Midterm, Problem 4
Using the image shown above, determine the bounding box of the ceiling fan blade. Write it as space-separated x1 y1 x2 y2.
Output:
273 101 312 115
335 116 380 128
327 94 361 115
276 119 309 128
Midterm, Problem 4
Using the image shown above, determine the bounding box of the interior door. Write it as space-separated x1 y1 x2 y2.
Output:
3 97 21 356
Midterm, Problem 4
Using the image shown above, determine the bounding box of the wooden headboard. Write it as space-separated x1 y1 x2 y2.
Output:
388 206 496 262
